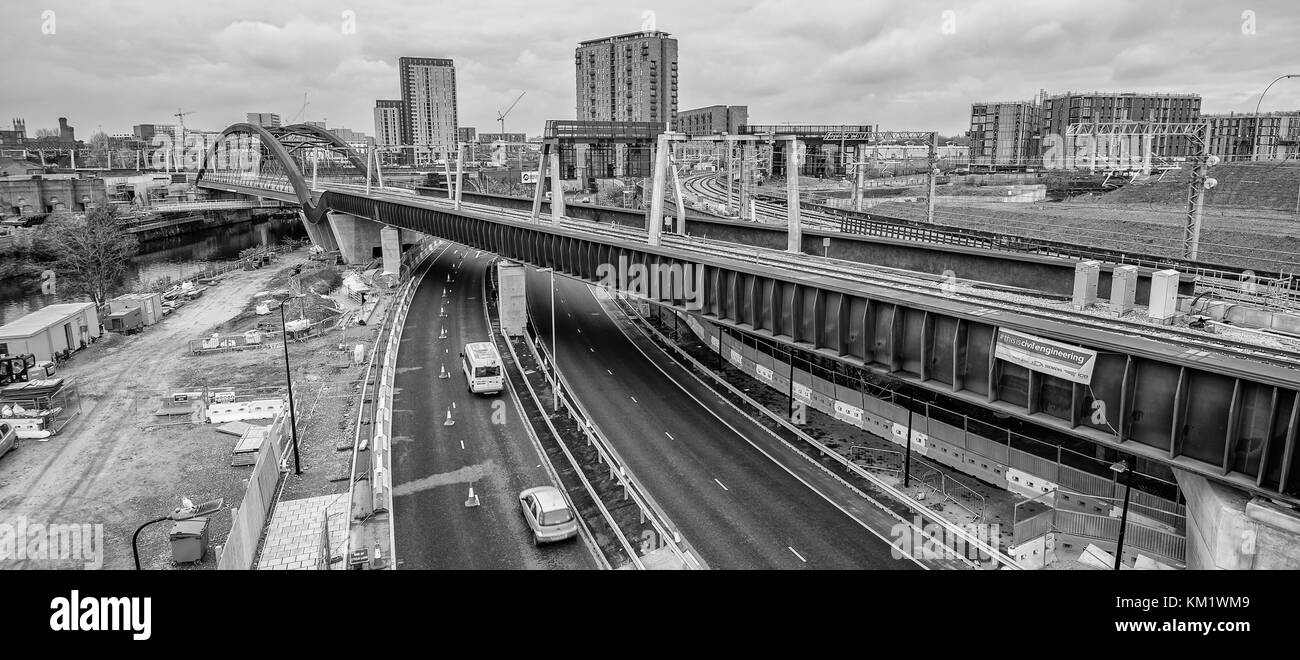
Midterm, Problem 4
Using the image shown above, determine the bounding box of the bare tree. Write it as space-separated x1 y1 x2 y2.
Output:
36 206 139 306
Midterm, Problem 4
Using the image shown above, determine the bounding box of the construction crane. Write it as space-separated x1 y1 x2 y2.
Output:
173 108 194 165
496 91 526 134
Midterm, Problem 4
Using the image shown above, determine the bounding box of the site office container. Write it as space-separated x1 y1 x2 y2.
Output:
0 303 101 363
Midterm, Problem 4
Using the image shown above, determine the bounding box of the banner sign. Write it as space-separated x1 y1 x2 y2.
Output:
994 329 1097 385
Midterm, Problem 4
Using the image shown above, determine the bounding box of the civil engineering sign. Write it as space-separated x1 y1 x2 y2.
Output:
994 328 1097 385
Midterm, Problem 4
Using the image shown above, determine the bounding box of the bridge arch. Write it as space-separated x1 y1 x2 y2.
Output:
196 122 369 224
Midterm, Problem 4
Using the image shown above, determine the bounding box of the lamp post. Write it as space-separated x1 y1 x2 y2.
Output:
1253 74 1299 161
278 296 304 475
1111 460 1134 570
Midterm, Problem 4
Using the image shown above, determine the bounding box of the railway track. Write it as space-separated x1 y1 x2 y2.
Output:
324 182 1300 371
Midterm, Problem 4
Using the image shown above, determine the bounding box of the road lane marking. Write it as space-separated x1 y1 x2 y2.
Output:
589 347 594 352
577 328 582 334
665 431 674 440
607 369 613 375
714 478 729 491
788 546 807 563
630 396 638 403
460 440 465 449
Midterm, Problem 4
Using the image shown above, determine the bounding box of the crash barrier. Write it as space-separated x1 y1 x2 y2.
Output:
217 411 288 570
521 316 695 570
344 238 442 569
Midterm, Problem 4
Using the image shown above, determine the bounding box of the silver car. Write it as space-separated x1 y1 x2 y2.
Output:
519 486 578 545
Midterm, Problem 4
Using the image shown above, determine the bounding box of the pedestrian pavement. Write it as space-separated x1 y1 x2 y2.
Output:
256 494 349 570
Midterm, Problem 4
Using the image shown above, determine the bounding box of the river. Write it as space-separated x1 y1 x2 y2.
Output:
0 214 307 327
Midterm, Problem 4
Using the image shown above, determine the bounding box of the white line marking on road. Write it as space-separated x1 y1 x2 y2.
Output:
630 396 638 403
589 347 594 352
606 369 613 375
665 431 674 440
788 546 807 563
714 478 729 491
577 328 582 334
460 440 465 449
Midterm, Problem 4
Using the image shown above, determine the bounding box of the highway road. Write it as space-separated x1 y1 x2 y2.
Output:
525 268 920 570
390 248 597 569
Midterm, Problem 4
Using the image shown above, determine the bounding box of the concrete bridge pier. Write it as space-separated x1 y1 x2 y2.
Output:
1176 469 1300 569
298 210 339 253
326 210 385 264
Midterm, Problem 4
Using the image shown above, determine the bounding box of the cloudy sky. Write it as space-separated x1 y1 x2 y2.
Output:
2 0 1298 139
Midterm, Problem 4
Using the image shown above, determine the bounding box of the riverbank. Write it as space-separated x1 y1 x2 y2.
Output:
0 249 388 569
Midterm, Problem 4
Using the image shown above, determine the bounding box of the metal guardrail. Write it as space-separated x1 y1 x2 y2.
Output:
505 331 644 569
522 309 697 569
343 237 444 569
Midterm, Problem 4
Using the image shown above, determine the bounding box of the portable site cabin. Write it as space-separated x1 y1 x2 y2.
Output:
0 303 101 362
109 292 164 326
105 306 144 334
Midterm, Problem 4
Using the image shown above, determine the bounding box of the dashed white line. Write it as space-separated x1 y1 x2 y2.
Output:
588 347 594 352
606 369 613 375
630 396 638 403
459 440 465 450
788 546 807 563
714 478 729 491
664 431 674 440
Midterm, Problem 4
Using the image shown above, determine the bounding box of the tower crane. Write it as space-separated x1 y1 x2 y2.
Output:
496 91 526 134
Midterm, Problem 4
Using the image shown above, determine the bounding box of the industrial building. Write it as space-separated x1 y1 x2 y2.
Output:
0 302 101 363
677 105 748 137
740 124 875 178
545 119 659 189
575 31 678 128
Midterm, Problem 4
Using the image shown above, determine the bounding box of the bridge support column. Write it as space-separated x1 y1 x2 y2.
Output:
380 226 402 275
549 149 565 222
784 136 802 253
298 210 339 253
327 210 384 264
531 143 549 223
647 133 669 247
1175 469 1300 569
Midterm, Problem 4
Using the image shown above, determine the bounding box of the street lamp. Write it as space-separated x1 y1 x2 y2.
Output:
278 295 305 475
132 498 224 569
537 267 558 412
1110 459 1134 570
1253 74 1299 160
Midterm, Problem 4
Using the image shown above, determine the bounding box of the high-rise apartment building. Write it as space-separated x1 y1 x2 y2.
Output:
246 112 282 128
1205 112 1300 161
399 57 459 160
373 100 402 147
677 105 748 137
1041 91 1202 158
968 101 1041 167
575 31 678 128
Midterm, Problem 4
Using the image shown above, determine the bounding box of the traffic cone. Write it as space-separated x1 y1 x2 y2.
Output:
443 408 455 426
439 306 447 317
439 327 447 339
438 362 449 379
464 486 480 508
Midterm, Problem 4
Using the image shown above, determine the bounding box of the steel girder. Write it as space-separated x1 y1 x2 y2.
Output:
318 189 1300 503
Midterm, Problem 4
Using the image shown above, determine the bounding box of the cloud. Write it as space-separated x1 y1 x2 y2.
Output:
1 0 1298 138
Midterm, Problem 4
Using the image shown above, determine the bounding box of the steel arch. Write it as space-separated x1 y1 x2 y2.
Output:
196 122 369 224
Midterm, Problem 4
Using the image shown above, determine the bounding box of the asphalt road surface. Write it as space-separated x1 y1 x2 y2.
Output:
526 269 919 570
390 248 596 569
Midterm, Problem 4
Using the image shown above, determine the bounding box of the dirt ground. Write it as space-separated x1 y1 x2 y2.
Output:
0 249 384 570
